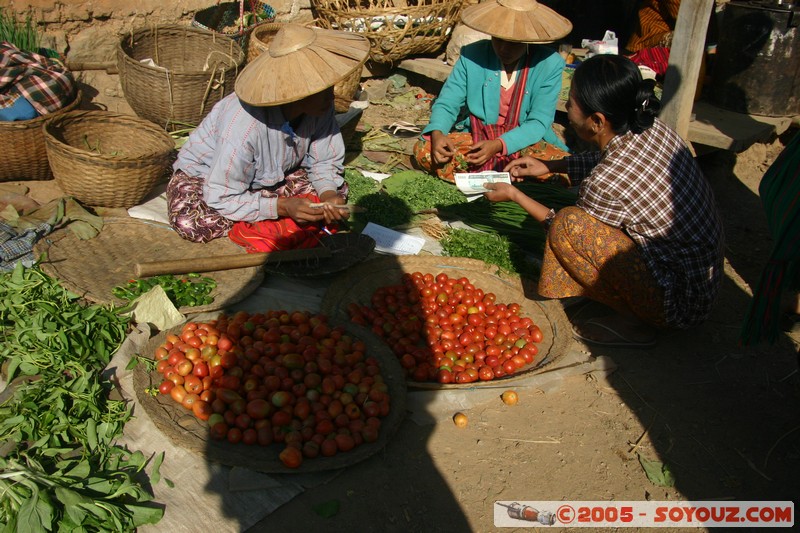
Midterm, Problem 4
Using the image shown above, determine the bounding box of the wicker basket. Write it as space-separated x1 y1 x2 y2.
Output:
117 25 245 131
311 0 466 65
248 22 365 112
191 1 276 48
43 111 176 208
0 90 82 182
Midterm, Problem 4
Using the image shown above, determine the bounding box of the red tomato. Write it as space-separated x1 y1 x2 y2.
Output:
192 400 213 421
158 380 174 395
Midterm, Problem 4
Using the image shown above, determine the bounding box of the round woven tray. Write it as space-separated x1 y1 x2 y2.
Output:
320 255 571 389
33 218 264 314
133 319 407 473
263 232 376 278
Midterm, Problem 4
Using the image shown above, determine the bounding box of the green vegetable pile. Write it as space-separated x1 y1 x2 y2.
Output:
344 168 467 230
112 273 217 308
439 182 578 255
440 228 540 280
0 263 166 531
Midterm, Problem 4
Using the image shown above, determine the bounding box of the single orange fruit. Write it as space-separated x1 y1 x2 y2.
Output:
453 412 468 428
501 390 519 406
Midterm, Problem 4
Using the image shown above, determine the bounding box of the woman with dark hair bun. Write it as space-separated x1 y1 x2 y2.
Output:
483 54 724 347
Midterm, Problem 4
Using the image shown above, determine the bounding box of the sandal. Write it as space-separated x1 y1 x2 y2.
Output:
380 121 422 138
572 317 658 348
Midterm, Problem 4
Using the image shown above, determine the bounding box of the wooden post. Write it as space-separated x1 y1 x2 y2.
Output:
659 0 715 142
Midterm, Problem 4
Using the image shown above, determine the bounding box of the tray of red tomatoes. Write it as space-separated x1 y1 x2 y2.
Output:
133 310 406 472
320 255 572 389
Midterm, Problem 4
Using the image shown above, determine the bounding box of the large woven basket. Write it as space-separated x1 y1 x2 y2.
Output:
191 1 276 47
311 0 465 65
117 25 245 131
0 90 81 182
247 21 365 112
43 111 175 208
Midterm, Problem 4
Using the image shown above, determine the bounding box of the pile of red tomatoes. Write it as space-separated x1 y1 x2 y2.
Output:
347 271 544 384
151 310 391 469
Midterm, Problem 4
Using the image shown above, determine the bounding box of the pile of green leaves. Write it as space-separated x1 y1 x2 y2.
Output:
344 168 467 230
381 170 466 213
112 273 217 308
0 8 41 54
0 263 166 531
440 228 540 280
439 182 578 256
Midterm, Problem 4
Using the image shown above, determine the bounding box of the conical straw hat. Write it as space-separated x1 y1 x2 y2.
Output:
460 0 573 43
235 24 370 106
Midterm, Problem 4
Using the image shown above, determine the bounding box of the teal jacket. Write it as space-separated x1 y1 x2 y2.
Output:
422 40 568 153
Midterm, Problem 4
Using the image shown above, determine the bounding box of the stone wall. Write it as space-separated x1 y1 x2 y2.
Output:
5 0 313 64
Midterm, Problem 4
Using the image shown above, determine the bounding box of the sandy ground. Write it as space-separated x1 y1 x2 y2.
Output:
33 71 799 531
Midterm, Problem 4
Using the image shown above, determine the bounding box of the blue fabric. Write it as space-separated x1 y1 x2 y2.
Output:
0 220 52 271
422 40 568 153
0 94 38 121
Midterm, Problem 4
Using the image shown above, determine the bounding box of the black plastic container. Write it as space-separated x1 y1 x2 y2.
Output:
712 0 800 116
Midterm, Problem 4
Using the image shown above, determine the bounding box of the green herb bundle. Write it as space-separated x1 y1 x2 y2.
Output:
0 8 41 54
440 228 540 279
0 264 165 531
439 182 578 255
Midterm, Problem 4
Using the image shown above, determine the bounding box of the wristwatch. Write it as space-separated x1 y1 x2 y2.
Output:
542 208 557 230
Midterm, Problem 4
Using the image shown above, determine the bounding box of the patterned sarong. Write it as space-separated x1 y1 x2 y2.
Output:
167 168 347 252
539 206 668 327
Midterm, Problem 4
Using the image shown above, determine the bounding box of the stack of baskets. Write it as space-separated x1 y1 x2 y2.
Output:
311 0 466 65
0 90 82 181
248 22 365 112
191 1 276 47
117 25 245 131
43 111 176 208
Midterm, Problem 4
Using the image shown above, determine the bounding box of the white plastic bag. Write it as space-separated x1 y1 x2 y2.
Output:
581 30 618 57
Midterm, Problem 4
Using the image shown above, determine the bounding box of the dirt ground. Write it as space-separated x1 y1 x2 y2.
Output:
70 72 799 532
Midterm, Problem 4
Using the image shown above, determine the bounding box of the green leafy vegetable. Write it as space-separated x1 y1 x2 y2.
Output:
0 8 42 54
439 182 578 255
381 170 466 212
0 263 166 531
112 274 217 308
440 228 540 279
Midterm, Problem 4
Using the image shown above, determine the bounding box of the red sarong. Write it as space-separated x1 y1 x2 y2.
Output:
227 193 333 253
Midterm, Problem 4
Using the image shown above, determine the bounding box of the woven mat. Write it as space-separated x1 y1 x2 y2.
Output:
33 217 264 314
263 232 376 278
320 255 572 390
132 320 407 473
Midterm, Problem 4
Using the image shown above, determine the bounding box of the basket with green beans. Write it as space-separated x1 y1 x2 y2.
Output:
112 273 217 308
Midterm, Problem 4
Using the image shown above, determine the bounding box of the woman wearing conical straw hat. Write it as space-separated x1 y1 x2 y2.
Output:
413 0 573 183
167 24 369 251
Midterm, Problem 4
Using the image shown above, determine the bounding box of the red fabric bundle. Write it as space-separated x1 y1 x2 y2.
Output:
227 194 333 253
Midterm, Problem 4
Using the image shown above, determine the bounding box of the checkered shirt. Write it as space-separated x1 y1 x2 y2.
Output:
566 118 725 328
0 42 75 115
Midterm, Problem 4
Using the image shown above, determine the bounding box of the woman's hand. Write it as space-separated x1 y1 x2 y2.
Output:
277 197 323 224
431 130 456 165
483 182 519 203
316 190 350 225
465 139 503 167
504 156 551 181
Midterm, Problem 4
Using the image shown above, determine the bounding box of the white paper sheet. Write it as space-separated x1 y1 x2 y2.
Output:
361 222 425 255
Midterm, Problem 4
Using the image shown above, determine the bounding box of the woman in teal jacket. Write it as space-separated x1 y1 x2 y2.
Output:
413 0 573 182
